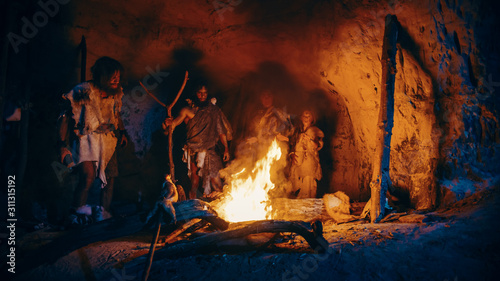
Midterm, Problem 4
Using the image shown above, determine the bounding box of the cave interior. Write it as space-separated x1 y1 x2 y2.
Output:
1 0 500 279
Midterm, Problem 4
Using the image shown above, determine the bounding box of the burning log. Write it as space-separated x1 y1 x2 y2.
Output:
269 193 358 223
151 220 329 259
269 198 329 222
160 219 203 245
173 199 229 230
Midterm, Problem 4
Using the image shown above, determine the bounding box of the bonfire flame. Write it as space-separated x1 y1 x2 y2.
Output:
214 139 282 222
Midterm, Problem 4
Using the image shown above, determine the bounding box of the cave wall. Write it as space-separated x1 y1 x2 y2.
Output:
3 0 499 216
317 0 500 206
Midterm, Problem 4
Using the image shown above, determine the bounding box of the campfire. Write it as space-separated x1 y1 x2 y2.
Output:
212 139 282 223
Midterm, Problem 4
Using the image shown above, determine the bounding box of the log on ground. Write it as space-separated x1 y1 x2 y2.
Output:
269 198 330 222
152 220 329 260
17 199 227 274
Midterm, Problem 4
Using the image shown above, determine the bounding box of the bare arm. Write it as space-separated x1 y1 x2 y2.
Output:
57 102 74 163
116 116 128 147
162 107 195 131
58 114 68 144
219 133 230 162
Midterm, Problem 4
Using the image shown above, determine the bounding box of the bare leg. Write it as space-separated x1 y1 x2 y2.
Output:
210 177 223 192
72 161 96 208
190 160 199 199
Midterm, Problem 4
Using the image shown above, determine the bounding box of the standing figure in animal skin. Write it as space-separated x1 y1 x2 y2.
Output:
58 56 128 225
289 109 324 198
163 83 232 199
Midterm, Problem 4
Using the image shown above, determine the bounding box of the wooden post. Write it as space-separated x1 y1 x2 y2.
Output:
370 14 398 223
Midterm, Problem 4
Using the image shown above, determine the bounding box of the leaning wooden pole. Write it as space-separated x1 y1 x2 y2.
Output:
370 14 398 223
167 71 189 181
141 212 162 281
141 71 188 281
139 70 188 180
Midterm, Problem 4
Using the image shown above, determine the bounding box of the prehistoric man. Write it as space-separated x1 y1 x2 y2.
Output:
289 109 324 198
58 56 128 224
163 84 232 199
241 90 292 196
246 90 291 148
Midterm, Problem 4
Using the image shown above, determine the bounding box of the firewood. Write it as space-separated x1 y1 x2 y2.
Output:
17 199 227 274
268 198 330 222
152 220 329 260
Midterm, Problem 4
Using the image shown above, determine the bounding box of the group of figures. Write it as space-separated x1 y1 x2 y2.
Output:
164 85 324 201
58 56 324 226
232 90 324 200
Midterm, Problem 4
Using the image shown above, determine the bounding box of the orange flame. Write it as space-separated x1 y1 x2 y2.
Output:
213 139 282 222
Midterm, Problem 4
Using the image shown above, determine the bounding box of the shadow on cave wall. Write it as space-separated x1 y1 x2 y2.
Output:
223 61 345 198
394 24 441 208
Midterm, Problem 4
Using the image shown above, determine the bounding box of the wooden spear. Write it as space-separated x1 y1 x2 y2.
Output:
140 71 188 281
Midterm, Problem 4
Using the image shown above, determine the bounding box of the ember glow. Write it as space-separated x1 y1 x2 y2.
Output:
213 139 282 222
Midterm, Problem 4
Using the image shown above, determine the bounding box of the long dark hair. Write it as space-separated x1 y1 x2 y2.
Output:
90 56 124 87
193 82 211 108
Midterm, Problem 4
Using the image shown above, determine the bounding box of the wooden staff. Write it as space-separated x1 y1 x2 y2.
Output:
140 71 188 281
167 71 189 181
139 70 188 181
